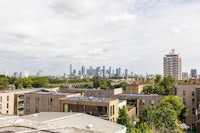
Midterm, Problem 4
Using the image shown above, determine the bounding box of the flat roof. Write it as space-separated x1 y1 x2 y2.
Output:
0 88 42 94
63 97 115 103
31 91 76 96
0 114 18 122
118 94 162 97
0 112 126 133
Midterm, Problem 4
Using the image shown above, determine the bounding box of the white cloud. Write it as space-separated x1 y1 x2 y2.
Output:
50 0 106 17
106 13 137 27
0 0 200 75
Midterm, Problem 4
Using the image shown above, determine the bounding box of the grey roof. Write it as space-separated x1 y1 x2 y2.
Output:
0 112 126 133
64 97 114 103
0 88 42 94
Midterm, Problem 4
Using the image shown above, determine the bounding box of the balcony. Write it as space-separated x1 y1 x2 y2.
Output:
18 96 24 101
17 110 24 116
18 103 24 108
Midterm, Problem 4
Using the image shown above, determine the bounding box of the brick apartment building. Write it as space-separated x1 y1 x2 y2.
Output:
24 92 81 115
63 88 122 98
170 84 200 130
60 97 119 122
115 94 165 115
0 89 41 115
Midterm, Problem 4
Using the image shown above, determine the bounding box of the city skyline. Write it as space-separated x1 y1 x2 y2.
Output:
0 0 200 75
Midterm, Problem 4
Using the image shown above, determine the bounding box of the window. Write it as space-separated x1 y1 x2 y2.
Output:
0 96 2 102
0 104 2 110
7 103 9 109
7 96 9 101
192 108 195 115
6 110 8 114
35 106 39 113
151 100 155 105
48 98 53 105
183 90 186 96
35 97 40 104
110 106 112 116
183 98 186 105
48 106 52 112
192 90 195 96
26 97 30 104
112 105 115 115
97 106 103 112
26 105 30 113
142 100 145 105
192 99 195 105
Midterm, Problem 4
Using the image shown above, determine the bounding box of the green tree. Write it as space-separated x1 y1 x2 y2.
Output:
160 75 175 93
31 77 49 88
117 106 132 133
139 105 156 129
154 74 162 84
158 95 186 120
92 77 113 89
0 77 9 89
15 78 33 89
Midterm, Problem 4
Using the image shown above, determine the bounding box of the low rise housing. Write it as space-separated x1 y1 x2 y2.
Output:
115 94 165 115
24 92 81 115
0 89 42 115
170 84 200 131
63 88 122 98
60 97 119 122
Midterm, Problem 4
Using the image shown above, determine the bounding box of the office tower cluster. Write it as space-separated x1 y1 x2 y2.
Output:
69 64 129 78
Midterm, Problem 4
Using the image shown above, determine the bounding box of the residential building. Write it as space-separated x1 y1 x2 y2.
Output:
163 49 182 80
0 89 41 115
24 92 81 115
170 84 200 130
63 88 123 98
125 84 146 94
60 97 119 122
115 94 165 115
0 112 126 133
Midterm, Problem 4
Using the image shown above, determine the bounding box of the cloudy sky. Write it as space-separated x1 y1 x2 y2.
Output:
0 0 200 76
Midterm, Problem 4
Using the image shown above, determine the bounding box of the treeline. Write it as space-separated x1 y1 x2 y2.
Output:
117 95 187 133
0 75 49 89
142 75 175 94
0 75 127 90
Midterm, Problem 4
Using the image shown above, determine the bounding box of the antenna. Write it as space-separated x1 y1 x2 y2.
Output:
171 48 175 54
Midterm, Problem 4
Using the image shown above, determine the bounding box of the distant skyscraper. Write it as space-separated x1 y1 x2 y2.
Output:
118 67 121 76
73 69 76 76
70 64 72 76
95 67 101 77
182 72 189 80
191 69 197 78
37 70 42 76
103 65 106 77
13 72 18 78
19 72 23 78
81 66 86 77
125 69 128 80
109 67 111 78
163 49 182 80
24 71 29 78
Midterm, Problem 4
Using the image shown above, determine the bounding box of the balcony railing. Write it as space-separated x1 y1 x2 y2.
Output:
18 104 24 108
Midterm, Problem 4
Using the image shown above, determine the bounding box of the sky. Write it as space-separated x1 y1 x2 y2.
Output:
0 0 200 76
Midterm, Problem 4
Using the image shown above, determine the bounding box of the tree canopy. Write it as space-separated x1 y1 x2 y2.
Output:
142 75 175 94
